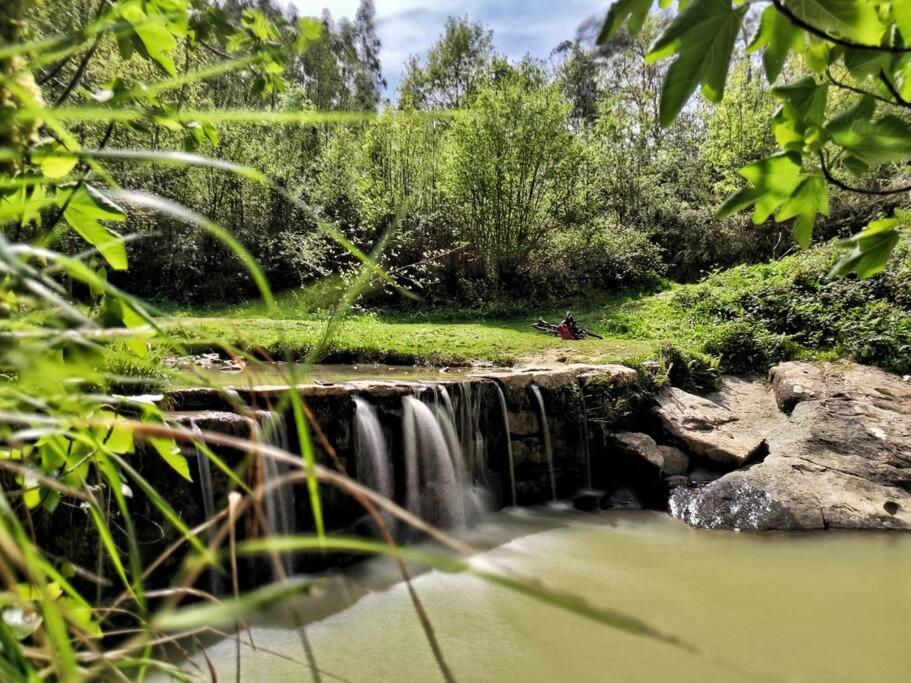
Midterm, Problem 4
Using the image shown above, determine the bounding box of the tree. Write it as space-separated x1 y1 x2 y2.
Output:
398 16 494 109
600 0 911 278
553 40 602 124
351 0 386 109
442 67 584 287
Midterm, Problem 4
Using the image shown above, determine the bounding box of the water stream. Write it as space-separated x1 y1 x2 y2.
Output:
402 396 467 529
530 385 556 501
494 384 517 506
577 389 593 491
352 397 394 500
256 411 295 577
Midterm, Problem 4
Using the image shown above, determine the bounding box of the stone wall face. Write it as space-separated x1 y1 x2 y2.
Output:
39 360 909 597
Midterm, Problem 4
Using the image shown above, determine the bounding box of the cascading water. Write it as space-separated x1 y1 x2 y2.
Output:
494 384 517 506
402 396 469 529
577 389 593 491
190 420 219 595
353 397 394 501
256 411 295 577
531 385 557 501
190 420 217 525
454 382 485 484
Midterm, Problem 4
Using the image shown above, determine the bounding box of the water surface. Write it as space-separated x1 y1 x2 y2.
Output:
174 363 492 388
173 510 911 682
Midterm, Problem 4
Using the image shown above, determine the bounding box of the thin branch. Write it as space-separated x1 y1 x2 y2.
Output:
878 69 911 107
818 151 911 196
53 35 100 107
38 53 74 86
825 68 904 108
772 0 911 54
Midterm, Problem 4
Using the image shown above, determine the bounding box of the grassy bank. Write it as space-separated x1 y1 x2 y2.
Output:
157 243 910 375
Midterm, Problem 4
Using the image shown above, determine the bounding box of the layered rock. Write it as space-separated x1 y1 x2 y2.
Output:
652 378 783 466
671 362 911 531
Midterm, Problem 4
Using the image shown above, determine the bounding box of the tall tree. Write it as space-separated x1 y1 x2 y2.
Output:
399 16 494 109
442 66 584 286
351 0 385 109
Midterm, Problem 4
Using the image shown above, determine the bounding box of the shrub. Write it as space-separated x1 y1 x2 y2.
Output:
525 219 666 296
702 323 795 375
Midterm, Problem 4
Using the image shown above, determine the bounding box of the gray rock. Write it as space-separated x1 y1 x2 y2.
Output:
657 445 689 476
609 432 689 477
603 486 643 510
675 363 911 531
662 475 690 493
653 379 784 466
769 361 824 412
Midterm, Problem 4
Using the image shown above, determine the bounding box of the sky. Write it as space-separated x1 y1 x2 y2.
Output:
287 0 609 97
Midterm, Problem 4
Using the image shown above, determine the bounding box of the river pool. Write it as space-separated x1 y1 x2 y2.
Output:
166 509 911 682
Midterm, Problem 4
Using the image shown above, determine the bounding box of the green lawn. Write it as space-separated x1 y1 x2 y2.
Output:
163 312 658 366
157 244 909 373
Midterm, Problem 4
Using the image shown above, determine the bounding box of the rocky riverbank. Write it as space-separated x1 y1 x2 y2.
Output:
614 362 911 531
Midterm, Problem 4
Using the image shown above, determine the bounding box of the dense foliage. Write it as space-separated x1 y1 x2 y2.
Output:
2 2 911 678
16 2 899 308
602 0 911 279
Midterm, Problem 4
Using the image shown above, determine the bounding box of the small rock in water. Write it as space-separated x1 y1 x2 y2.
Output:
690 468 722 484
602 486 643 510
572 489 603 512
662 475 690 493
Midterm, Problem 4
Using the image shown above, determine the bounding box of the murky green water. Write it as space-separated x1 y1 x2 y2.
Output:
171 511 911 682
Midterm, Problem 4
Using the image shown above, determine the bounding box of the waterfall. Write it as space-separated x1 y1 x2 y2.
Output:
578 389 593 491
494 384 517 506
402 396 467 529
256 411 295 577
190 420 219 595
454 382 485 484
190 420 217 525
353 397 394 501
531 385 557 501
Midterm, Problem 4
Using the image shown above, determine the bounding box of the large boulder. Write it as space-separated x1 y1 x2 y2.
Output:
608 432 689 476
675 363 911 531
653 378 783 466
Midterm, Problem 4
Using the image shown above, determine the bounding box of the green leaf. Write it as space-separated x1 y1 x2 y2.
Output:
294 17 323 51
647 0 747 126
738 153 803 194
153 577 316 631
119 0 178 76
736 153 804 223
149 437 192 481
826 95 876 147
830 216 903 279
748 5 802 83
773 78 828 127
716 186 765 219
843 48 890 78
838 115 911 166
598 0 652 44
775 174 829 248
781 0 884 45
895 2 911 40
30 140 77 179
87 503 134 599
58 184 128 271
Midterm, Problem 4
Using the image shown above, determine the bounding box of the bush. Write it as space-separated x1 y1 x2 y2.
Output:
525 219 666 296
669 241 911 375
702 323 796 375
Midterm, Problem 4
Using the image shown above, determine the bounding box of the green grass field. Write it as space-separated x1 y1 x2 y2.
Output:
155 244 909 375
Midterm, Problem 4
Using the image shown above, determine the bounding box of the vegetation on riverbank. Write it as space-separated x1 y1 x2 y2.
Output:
162 241 911 375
